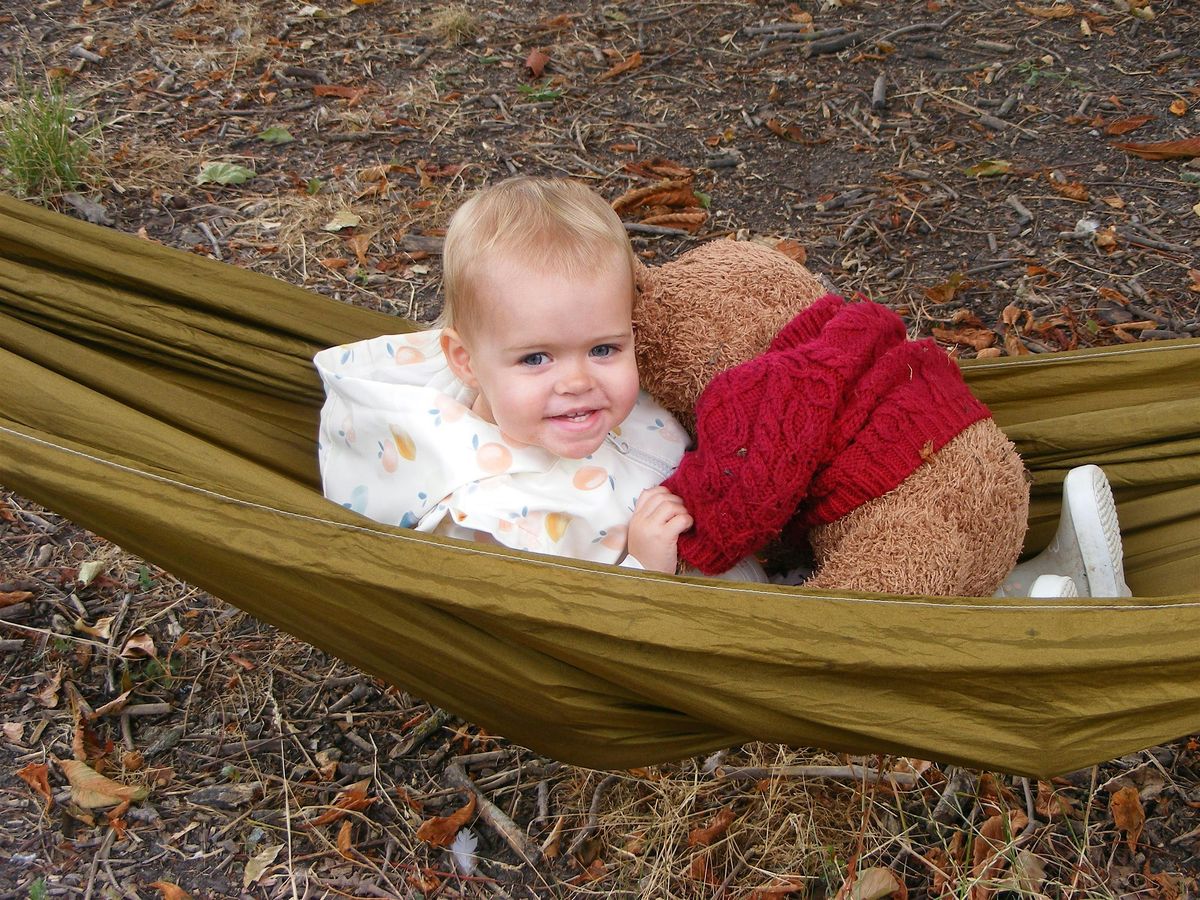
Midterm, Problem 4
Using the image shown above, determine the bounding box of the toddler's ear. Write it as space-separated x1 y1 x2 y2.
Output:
440 327 478 387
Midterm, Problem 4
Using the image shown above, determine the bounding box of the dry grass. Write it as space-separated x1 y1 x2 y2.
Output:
429 7 480 46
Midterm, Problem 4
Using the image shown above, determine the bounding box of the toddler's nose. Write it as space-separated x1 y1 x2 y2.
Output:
556 360 594 394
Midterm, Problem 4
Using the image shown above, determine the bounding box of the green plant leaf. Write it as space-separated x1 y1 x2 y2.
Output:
257 126 294 145
963 159 1012 178
196 162 255 185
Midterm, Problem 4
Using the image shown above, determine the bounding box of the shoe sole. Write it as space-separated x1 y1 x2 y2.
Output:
1064 465 1130 597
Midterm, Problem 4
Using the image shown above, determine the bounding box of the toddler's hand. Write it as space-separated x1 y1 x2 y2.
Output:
626 487 693 574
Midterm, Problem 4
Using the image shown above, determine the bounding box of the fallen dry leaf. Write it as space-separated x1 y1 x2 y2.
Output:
34 668 63 708
57 758 149 808
1095 226 1119 251
149 882 193 900
3 721 24 742
1016 0 1075 17
932 326 995 351
1110 785 1145 852
345 233 372 267
1187 269 1200 294
337 818 355 859
120 631 157 659
1050 180 1089 201
774 239 807 265
1103 114 1155 136
748 878 808 899
639 211 707 232
17 762 53 811
1111 136 1200 160
525 48 550 78
846 866 904 900
924 272 964 304
597 50 642 82
1169 99 1189 117
307 776 375 827
1101 194 1126 209
687 805 735 847
611 179 698 214
243 844 283 889
0 590 33 607
416 793 477 847
92 688 133 719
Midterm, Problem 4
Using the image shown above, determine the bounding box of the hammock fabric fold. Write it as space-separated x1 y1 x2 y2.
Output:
2 194 1198 777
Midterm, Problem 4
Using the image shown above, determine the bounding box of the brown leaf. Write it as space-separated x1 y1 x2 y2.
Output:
1095 226 1119 251
688 805 735 847
525 48 550 78
1111 136 1200 160
766 117 813 143
416 793 476 847
92 688 133 719
337 818 355 859
17 762 53 811
623 157 693 179
1110 785 1145 852
1169 99 1189 117
1049 180 1089 201
639 211 707 233
149 882 193 900
1034 780 1076 819
0 590 33 607
34 668 63 708
846 866 905 900
345 233 372 267
611 179 696 214
924 272 964 304
1103 114 1155 136
313 84 368 104
58 758 149 808
1016 0 1075 17
307 777 376 827
1187 269 1200 294
597 50 642 82
120 632 157 660
932 326 995 351
749 878 809 899
774 239 807 265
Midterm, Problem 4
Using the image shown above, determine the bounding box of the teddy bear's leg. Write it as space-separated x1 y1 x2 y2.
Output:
804 420 1028 597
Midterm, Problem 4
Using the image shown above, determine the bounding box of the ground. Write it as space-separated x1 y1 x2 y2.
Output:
2 0 1199 897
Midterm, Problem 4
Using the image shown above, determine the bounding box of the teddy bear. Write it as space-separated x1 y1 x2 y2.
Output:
631 239 1029 597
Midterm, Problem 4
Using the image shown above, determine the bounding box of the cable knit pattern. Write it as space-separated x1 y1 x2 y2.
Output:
664 294 992 575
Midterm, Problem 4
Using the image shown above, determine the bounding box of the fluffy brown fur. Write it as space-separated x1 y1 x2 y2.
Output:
632 239 1030 597
633 240 827 430
805 420 1029 596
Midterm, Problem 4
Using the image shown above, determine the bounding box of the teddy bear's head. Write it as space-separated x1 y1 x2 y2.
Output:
632 239 829 426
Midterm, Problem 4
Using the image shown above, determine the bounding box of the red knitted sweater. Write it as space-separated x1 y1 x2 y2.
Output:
663 294 992 575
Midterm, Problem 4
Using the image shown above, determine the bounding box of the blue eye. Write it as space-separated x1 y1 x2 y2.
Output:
521 352 548 367
590 344 617 358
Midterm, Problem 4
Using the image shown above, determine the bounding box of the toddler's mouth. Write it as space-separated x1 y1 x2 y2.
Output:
552 409 599 424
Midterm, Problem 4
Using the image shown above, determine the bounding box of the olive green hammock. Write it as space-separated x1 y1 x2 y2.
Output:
1 195 1197 778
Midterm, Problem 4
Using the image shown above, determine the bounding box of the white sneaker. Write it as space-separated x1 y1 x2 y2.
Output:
1028 574 1079 598
1000 465 1131 598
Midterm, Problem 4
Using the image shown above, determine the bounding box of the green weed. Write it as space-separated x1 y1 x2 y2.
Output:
0 71 97 198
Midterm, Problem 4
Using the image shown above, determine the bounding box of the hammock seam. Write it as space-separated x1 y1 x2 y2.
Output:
2 423 1193 612
965 339 1200 371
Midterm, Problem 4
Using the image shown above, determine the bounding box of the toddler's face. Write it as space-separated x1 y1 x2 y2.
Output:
441 253 639 459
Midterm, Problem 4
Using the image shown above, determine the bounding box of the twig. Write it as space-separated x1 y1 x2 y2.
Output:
717 764 919 787
1006 195 1034 225
566 773 620 860
445 762 540 865
198 221 222 260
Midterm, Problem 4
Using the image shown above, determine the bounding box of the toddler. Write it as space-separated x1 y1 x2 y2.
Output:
314 176 764 579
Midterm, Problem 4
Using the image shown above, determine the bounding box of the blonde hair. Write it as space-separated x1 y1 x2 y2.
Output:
440 177 636 336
